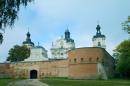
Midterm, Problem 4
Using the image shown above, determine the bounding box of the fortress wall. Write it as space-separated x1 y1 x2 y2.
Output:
68 47 114 79
0 63 12 78
0 47 114 79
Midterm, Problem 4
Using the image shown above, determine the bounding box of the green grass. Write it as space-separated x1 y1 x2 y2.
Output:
0 78 15 86
41 78 130 86
1 78 130 86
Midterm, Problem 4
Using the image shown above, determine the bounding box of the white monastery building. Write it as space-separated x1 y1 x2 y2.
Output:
50 29 75 59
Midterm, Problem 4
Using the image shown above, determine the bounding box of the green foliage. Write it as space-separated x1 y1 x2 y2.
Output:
7 45 30 62
0 0 33 29
122 16 130 34
114 39 130 78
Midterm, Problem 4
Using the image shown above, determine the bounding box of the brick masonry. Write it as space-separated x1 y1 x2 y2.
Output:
0 47 114 79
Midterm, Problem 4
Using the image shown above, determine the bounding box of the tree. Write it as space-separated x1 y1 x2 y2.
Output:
0 0 33 44
114 39 130 78
7 45 30 62
122 16 130 35
0 0 33 29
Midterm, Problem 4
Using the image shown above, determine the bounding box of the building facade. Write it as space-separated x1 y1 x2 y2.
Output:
24 45 48 61
0 26 115 79
0 47 114 79
50 29 75 59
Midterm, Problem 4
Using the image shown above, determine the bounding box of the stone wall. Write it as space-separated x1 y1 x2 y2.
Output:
0 63 12 78
68 47 114 79
10 60 68 79
0 47 114 79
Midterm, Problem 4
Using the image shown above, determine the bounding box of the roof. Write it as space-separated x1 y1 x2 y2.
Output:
23 41 34 45
23 32 34 45
93 24 106 38
93 33 105 38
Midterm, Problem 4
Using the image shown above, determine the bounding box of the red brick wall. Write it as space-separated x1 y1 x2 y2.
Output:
69 63 98 79
68 47 105 79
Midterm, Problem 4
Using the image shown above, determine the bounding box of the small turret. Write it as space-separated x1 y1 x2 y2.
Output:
92 24 106 49
23 31 34 48
64 29 74 42
65 29 70 39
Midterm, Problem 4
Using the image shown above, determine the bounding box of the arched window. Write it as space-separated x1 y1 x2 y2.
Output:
97 57 99 61
74 58 77 63
81 58 84 62
98 42 101 46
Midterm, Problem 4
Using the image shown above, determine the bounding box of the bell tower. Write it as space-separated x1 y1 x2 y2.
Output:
65 29 70 39
92 24 106 49
23 31 34 48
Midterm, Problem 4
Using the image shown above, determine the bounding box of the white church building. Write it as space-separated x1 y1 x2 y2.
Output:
50 29 75 59
22 24 106 61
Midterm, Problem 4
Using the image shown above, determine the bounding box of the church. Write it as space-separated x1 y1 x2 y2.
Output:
0 25 114 80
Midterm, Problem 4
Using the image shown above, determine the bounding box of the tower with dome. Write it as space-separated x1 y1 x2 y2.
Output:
22 32 34 48
22 31 48 61
50 29 75 59
92 24 106 49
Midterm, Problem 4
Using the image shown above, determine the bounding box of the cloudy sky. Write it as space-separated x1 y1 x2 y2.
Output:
0 0 129 62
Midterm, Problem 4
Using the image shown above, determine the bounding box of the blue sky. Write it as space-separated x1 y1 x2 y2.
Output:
0 0 129 62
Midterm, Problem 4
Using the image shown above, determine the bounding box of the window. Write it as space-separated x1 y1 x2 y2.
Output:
89 58 92 62
74 58 77 63
42 52 44 55
97 57 99 61
61 53 63 55
81 58 84 62
98 42 101 46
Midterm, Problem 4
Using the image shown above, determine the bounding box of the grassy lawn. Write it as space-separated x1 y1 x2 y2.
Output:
0 78 15 86
41 78 130 86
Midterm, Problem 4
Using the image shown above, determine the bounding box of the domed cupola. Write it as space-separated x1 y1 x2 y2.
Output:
94 25 105 38
92 24 106 49
23 31 34 48
64 29 74 42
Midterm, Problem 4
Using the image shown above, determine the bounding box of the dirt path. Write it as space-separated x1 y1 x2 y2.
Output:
7 79 49 86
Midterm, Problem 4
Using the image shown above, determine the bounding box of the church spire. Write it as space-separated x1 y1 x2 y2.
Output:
26 32 31 41
64 27 74 43
65 28 70 39
23 31 34 48
92 24 106 49
96 24 101 35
